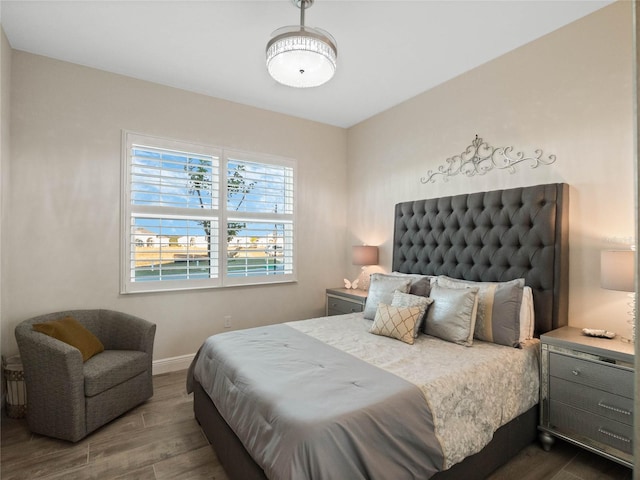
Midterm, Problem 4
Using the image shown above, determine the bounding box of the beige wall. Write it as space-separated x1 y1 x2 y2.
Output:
1 26 10 358
3 52 347 364
633 0 639 471
1 2 635 367
347 2 635 338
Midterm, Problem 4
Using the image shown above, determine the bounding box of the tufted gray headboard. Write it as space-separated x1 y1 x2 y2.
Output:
392 183 569 336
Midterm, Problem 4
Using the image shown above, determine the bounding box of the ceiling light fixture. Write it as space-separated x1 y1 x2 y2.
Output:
266 0 337 88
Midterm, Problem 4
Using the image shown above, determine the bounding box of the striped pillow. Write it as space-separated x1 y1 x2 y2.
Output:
435 276 524 347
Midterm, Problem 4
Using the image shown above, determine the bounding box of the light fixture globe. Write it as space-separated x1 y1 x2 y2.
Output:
266 0 337 88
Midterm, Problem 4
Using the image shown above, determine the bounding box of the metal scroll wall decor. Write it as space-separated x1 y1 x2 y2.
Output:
420 135 556 184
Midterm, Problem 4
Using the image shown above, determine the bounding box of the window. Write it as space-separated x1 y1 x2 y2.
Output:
121 132 295 293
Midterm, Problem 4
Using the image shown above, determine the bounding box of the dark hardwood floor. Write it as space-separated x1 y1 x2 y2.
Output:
1 370 633 479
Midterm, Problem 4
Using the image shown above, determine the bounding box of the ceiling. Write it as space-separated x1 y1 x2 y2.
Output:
0 0 613 128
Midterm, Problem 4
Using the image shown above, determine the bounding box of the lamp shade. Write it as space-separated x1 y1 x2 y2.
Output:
266 26 337 88
352 246 378 266
601 250 635 292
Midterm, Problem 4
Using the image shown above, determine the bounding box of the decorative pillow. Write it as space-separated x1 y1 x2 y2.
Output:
389 272 434 297
33 316 105 361
363 273 411 320
391 290 434 337
435 276 524 347
520 286 535 342
370 303 422 345
424 284 479 346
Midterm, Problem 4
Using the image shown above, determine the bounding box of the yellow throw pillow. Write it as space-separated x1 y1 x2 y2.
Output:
33 316 104 361
370 303 422 345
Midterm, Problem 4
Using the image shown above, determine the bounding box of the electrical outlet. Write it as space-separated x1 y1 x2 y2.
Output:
224 315 232 328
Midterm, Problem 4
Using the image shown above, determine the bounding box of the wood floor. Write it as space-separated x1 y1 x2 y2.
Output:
1 370 633 480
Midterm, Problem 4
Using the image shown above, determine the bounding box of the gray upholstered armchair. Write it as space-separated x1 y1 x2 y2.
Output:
15 309 156 442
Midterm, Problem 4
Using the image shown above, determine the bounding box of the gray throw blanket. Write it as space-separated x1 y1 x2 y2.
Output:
188 324 444 480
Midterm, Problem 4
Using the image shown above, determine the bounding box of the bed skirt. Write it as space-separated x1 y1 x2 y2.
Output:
192 380 538 480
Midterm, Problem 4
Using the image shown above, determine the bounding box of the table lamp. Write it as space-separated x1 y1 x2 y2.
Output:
347 245 379 291
601 249 636 342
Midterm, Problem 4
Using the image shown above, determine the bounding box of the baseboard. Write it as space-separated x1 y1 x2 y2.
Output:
152 353 195 375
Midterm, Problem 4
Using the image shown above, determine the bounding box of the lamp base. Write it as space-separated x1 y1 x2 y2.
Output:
622 292 636 344
357 267 370 291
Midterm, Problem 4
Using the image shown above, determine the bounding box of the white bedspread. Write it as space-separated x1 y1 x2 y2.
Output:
287 313 540 469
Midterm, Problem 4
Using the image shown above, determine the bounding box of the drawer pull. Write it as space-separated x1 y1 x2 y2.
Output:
571 369 580 376
598 402 632 416
598 428 631 443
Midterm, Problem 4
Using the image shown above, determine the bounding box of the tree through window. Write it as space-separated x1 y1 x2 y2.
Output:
121 132 296 293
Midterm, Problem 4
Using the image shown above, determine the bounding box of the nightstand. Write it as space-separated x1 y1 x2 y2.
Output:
539 326 634 468
326 288 368 316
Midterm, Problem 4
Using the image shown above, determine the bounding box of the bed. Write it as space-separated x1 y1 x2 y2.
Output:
187 182 569 480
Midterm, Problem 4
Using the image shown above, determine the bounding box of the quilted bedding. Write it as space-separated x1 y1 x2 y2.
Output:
189 313 539 479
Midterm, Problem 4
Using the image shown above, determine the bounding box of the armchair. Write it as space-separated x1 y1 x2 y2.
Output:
15 309 156 442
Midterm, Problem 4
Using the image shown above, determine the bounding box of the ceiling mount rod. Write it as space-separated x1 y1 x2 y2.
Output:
294 0 313 28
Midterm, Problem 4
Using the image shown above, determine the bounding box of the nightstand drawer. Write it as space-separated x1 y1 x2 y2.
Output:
549 352 633 399
327 296 364 315
550 377 634 426
550 400 633 454
540 327 634 468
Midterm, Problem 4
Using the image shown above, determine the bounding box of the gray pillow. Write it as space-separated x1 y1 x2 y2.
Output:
424 283 479 346
391 290 433 337
363 274 411 320
436 276 524 347
389 272 434 297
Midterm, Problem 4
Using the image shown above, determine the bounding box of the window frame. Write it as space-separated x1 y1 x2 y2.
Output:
121 131 297 294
